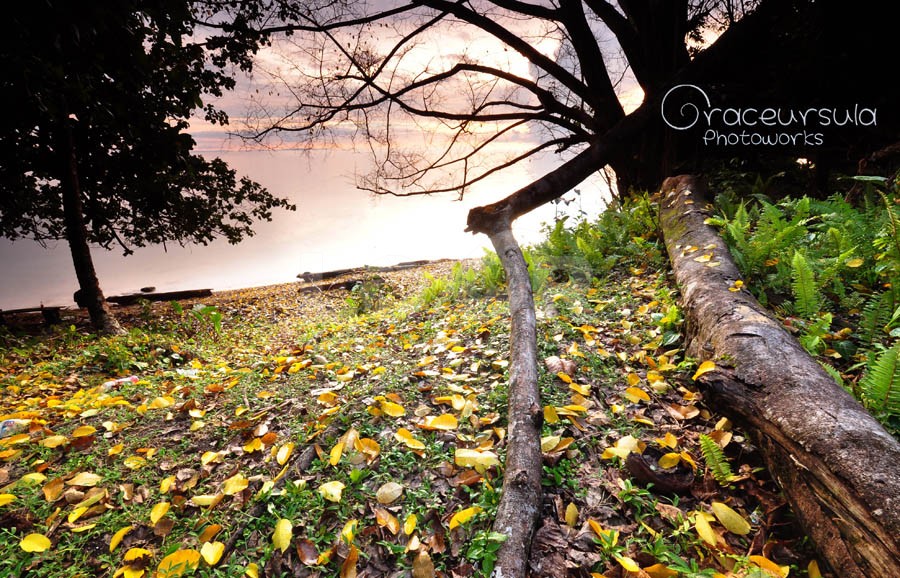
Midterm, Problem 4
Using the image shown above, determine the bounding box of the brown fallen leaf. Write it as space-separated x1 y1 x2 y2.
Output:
412 551 436 578
296 539 319 565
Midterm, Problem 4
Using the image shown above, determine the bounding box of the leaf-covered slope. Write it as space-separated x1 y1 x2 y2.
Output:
0 260 816 577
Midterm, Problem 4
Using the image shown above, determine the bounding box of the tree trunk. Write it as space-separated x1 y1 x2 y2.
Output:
659 175 900 578
57 117 124 336
484 220 543 578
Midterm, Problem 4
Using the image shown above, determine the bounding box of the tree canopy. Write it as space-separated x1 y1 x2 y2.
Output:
204 0 896 222
0 0 295 255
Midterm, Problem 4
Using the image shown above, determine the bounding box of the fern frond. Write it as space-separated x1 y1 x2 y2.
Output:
859 343 900 415
791 251 821 318
858 291 893 345
699 434 735 485
818 361 846 390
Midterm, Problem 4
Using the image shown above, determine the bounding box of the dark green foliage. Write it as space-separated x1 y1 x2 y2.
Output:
711 173 900 433
859 344 900 417
535 194 664 280
0 1 294 252
790 252 821 318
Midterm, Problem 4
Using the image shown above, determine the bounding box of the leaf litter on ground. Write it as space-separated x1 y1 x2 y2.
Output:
0 259 819 577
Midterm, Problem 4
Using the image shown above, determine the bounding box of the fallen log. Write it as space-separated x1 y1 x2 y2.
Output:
105 288 213 306
297 278 372 294
0 305 64 326
659 175 900 578
485 222 543 578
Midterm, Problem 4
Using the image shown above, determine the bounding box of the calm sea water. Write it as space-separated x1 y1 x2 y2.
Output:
0 147 608 310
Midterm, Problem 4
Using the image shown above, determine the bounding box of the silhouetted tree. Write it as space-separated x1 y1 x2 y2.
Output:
0 0 295 333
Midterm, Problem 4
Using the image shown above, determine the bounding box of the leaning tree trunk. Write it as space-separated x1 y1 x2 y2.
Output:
659 175 900 578
58 117 124 336
484 221 543 578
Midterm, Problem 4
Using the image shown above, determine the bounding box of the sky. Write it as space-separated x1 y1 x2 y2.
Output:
0 7 622 311
0 134 610 310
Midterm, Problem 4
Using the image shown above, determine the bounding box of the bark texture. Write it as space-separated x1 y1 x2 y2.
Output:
659 175 900 578
486 222 543 578
58 116 124 336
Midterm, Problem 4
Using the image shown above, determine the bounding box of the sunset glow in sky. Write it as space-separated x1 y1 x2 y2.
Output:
0 9 626 310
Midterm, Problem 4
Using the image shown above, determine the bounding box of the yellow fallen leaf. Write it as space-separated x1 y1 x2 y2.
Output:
643 563 678 578
67 472 103 487
615 555 641 573
329 441 344 466
149 396 174 410
846 258 864 268
201 451 222 466
20 472 47 484
694 512 718 546
157 549 201 577
658 453 681 469
123 455 147 470
317 391 338 405
657 429 683 449
108 443 124 457
375 508 400 534
626 373 641 387
20 533 51 552
435 394 466 411
1 433 30 446
624 387 651 403
318 480 345 502
404 514 417 535
272 518 293 553
556 372 573 384
109 525 133 552
0 494 15 507
276 443 294 466
200 541 224 566
72 425 96 438
71 523 96 533
710 501 751 535
680 451 698 470
124 547 152 562
565 503 578 528
418 414 458 431
68 505 89 523
449 506 482 530
394 428 426 450
191 494 223 507
749 555 790 577
198 524 223 543
454 448 500 470
569 382 590 396
245 562 259 577
543 405 559 424
693 253 713 263
223 473 249 496
160 475 176 494
41 435 68 448
541 435 561 453
243 438 263 453
808 560 821 578
150 501 170 525
380 400 406 417
692 360 716 380
341 519 358 543
355 437 380 462
42 477 64 502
